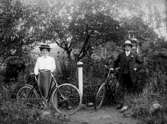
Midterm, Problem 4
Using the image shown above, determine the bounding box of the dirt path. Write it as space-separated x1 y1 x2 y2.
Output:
42 106 142 124
69 106 141 124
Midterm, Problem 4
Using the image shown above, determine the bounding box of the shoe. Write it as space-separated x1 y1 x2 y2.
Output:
116 104 123 110
68 106 72 110
123 109 133 118
40 100 47 110
120 105 128 113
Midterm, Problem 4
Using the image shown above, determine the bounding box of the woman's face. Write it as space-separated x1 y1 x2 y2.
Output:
41 49 49 56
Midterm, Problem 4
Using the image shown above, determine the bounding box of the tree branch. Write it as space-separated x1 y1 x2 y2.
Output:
77 24 93 61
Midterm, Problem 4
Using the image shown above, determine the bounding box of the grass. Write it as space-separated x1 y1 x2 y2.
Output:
1 59 167 124
0 98 69 124
124 71 167 124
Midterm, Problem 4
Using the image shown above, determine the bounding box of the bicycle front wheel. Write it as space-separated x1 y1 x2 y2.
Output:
16 84 39 106
95 83 106 109
51 83 81 115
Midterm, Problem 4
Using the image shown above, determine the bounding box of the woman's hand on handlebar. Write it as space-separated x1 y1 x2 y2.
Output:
109 67 120 71
115 67 120 71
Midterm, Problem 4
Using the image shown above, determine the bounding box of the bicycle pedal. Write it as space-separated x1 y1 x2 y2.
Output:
87 102 94 107
39 103 47 109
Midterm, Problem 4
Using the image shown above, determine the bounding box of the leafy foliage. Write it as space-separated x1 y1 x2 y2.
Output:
0 0 167 123
0 0 35 58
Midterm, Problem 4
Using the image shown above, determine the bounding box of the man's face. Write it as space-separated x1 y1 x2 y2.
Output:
41 49 49 56
124 44 132 52
132 43 137 49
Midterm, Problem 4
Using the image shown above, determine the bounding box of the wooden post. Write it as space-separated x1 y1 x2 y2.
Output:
77 61 83 99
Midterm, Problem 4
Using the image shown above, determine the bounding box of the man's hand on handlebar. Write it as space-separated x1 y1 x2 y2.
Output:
104 65 120 71
133 68 137 71
109 67 114 71
109 67 120 71
109 67 120 73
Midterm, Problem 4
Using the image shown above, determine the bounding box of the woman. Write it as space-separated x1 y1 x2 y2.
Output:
34 44 56 98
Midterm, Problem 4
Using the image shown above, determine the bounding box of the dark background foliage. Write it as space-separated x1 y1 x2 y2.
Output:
0 0 167 123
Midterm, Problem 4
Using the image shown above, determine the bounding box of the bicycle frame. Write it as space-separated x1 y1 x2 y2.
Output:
47 73 59 101
105 70 112 83
104 67 118 86
17 70 82 114
33 72 58 102
95 66 120 109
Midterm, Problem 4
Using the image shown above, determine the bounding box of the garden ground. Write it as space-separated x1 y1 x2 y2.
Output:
42 106 142 124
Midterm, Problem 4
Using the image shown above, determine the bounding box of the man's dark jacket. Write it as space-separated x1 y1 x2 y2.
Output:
114 52 143 83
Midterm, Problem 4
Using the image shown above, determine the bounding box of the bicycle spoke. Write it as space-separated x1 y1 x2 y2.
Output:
51 84 81 114
95 83 106 109
16 85 40 108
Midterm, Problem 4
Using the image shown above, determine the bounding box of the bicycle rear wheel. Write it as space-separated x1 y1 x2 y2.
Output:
95 83 106 109
51 83 81 115
16 84 39 107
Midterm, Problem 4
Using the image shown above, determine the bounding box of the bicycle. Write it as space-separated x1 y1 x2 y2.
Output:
16 70 82 115
95 65 120 109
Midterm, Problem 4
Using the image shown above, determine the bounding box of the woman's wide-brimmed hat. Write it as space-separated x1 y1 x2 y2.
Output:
39 44 51 51
123 40 132 47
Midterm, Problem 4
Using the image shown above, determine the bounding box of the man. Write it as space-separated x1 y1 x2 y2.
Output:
34 44 56 98
131 38 140 55
114 40 142 112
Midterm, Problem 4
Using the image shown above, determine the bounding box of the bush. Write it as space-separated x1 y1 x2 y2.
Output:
55 58 77 85
129 69 167 123
0 99 63 124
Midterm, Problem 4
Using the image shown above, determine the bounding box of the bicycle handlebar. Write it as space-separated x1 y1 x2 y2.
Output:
30 70 55 81
105 64 137 72
104 65 120 73
30 69 54 76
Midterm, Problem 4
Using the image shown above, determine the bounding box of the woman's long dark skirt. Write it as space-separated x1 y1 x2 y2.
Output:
38 70 51 98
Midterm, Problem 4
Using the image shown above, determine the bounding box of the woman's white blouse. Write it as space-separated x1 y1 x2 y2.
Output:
34 56 56 75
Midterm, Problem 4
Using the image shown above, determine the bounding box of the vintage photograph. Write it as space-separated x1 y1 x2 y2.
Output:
0 0 167 124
